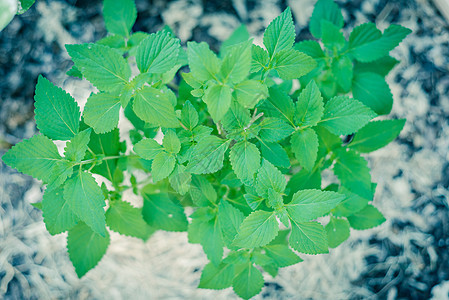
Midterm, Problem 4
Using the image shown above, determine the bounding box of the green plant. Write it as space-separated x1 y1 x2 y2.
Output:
0 0 35 31
2 0 410 298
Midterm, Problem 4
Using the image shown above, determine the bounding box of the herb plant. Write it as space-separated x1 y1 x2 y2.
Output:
2 0 411 298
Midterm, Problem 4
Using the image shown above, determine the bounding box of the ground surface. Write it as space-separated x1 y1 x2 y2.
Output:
1 0 449 299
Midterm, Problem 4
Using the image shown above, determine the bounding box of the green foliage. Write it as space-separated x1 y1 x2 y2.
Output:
1 0 410 298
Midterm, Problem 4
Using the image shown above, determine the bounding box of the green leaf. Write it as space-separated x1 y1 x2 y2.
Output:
232 210 279 248
186 136 230 174
203 83 232 122
349 119 405 153
163 130 181 154
103 0 136 37
83 92 121 134
64 170 107 236
218 200 244 248
354 55 399 76
233 263 264 300
289 220 328 254
64 129 91 163
348 23 411 62
294 80 324 127
34 75 80 140
233 80 268 109
334 149 373 199
88 128 120 182
332 55 353 92
169 164 191 195
267 188 284 209
286 168 322 198
255 159 286 198
199 262 234 290
66 43 131 92
230 140 260 185
352 72 394 115
134 138 164 160
2 135 64 183
294 40 325 59
136 31 180 73
286 189 345 222
18 0 35 14
263 244 302 268
321 20 346 50
189 175 217 206
106 200 155 240
67 222 110 278
221 101 251 132
221 24 250 56
258 141 290 168
251 45 269 73
181 100 199 130
325 217 350 248
347 205 386 230
259 118 294 143
333 187 371 217
263 7 295 57
187 42 221 82
142 193 188 231
133 86 179 128
309 0 344 39
200 217 224 265
151 152 176 182
272 49 316 80
42 186 78 235
319 96 376 135
260 86 295 126
290 128 318 171
220 40 252 84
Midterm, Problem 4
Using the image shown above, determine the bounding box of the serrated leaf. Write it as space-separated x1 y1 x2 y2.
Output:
319 96 376 135
106 200 155 240
136 30 180 73
218 200 245 248
186 136 230 174
133 86 179 128
325 217 350 248
294 40 325 58
232 210 279 248
34 75 80 140
221 101 250 132
64 170 107 236
199 262 234 290
309 0 344 39
103 0 136 37
142 193 188 231
258 141 290 168
333 187 371 217
332 55 353 92
83 92 121 134
352 72 394 115
187 42 221 82
87 128 120 182
263 244 302 268
354 55 399 76
286 168 322 199
134 138 164 160
286 189 345 222
221 24 250 56
64 129 91 163
321 20 346 50
230 140 260 185
347 204 386 230
259 117 294 142
334 149 373 199
163 130 181 154
294 80 324 127
251 45 269 72
291 128 319 171
42 186 78 235
2 135 64 183
66 43 130 92
255 159 286 198
67 221 110 278
203 83 232 122
189 175 217 206
267 188 283 209
263 7 295 57
348 23 411 62
169 164 191 195
200 217 224 265
220 40 252 84
260 86 295 126
233 263 264 300
233 80 268 109
272 49 316 80
151 152 176 182
289 220 328 254
181 100 199 130
348 119 405 153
